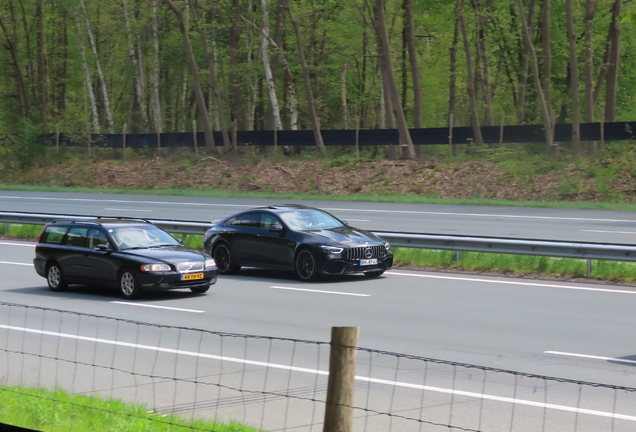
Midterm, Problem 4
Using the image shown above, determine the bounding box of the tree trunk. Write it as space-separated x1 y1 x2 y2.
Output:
259 0 282 131
36 0 47 125
458 0 484 147
229 0 244 131
74 17 100 134
448 0 459 135
0 6 29 119
541 0 552 155
473 0 493 126
604 0 621 123
122 0 149 133
405 0 422 156
583 0 597 153
164 0 217 154
285 0 326 153
566 0 581 155
79 0 113 133
341 63 349 129
375 0 415 159
54 6 68 120
512 0 536 124
517 0 554 155
191 4 231 149
150 0 162 133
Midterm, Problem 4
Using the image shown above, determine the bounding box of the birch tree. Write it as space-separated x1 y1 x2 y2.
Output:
122 0 149 133
79 0 113 133
74 18 100 134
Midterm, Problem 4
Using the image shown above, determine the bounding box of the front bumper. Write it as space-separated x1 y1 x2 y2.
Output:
322 256 393 275
137 269 218 291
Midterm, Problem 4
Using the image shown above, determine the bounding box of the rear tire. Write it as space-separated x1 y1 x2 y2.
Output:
213 243 241 275
47 263 67 291
119 269 141 300
363 270 385 278
295 248 321 282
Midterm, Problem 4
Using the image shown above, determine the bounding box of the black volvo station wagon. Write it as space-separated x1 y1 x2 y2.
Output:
203 204 393 281
34 219 217 299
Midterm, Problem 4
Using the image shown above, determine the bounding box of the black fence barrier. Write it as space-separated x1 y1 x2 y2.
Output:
39 121 636 149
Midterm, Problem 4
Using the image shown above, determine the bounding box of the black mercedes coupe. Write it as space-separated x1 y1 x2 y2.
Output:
203 204 393 281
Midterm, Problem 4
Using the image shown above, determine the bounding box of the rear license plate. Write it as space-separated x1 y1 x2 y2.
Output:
182 273 204 281
359 259 377 266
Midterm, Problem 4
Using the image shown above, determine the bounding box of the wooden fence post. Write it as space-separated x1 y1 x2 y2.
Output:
323 326 359 432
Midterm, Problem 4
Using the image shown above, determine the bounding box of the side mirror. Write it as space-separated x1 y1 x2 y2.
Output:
269 223 284 234
95 244 110 252
342 220 349 226
177 238 185 245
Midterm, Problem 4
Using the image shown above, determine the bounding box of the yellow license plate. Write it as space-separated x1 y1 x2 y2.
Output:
182 273 204 281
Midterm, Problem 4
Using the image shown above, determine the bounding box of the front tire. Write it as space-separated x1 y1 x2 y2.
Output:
213 243 241 275
295 248 321 282
119 269 141 300
47 263 68 291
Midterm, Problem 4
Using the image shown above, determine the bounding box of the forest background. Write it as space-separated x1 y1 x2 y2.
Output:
2 0 636 203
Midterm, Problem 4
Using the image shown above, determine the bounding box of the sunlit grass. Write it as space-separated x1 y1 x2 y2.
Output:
0 385 260 432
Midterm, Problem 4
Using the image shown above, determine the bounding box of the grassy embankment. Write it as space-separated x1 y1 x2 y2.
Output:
6 222 636 282
0 385 258 431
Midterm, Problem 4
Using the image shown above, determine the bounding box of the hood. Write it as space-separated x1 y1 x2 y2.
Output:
123 246 208 264
306 226 383 246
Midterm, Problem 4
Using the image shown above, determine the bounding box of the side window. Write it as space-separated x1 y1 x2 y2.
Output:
240 213 261 228
65 227 88 248
260 213 279 230
41 226 67 244
87 228 110 249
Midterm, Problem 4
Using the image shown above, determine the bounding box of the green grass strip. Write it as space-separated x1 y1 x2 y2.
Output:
0 385 260 432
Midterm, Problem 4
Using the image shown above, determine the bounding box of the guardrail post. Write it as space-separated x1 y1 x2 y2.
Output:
3 223 7 236
587 259 592 277
456 250 462 262
323 326 359 432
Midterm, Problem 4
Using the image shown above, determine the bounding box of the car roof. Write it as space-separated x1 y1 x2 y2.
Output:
48 218 153 228
252 204 316 212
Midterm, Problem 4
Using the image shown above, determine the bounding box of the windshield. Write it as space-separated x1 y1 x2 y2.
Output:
109 225 180 250
279 210 344 230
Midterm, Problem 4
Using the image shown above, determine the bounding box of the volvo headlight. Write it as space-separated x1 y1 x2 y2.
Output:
204 259 216 269
321 245 343 254
140 263 171 272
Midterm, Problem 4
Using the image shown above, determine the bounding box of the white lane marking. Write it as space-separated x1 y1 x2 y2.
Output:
0 261 32 266
0 242 34 247
2 195 635 224
545 350 636 365
387 271 636 295
104 208 153 212
111 301 204 313
2 323 635 422
270 285 370 297
581 229 636 234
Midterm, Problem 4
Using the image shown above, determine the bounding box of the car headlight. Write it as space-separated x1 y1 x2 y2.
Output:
321 245 343 254
140 263 171 272
204 259 216 269
383 241 391 251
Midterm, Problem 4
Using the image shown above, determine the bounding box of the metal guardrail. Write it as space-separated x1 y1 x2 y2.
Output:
3 211 636 273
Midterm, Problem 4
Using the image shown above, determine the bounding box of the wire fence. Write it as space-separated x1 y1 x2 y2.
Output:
2 301 636 432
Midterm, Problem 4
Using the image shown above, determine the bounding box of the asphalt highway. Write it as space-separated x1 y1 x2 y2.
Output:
2 190 636 243
2 191 636 430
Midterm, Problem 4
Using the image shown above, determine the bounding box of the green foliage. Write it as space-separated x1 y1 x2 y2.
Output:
7 120 45 169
